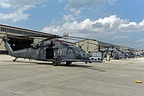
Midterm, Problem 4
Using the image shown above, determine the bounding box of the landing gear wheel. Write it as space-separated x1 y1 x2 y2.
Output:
66 62 72 66
53 62 59 66
53 57 61 66
53 61 60 66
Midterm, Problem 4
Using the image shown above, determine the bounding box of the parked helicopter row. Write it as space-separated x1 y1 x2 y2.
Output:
0 33 140 66
88 47 137 61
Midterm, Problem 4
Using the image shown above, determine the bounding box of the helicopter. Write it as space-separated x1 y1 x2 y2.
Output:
100 47 136 60
0 34 100 66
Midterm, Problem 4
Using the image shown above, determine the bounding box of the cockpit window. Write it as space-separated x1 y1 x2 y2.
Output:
72 47 85 54
77 47 85 53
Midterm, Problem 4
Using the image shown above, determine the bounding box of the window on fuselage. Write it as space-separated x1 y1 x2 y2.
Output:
67 48 74 54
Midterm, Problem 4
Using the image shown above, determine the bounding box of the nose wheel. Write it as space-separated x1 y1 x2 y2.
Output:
53 61 60 66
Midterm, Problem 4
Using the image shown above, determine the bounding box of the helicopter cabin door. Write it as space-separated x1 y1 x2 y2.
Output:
46 48 54 59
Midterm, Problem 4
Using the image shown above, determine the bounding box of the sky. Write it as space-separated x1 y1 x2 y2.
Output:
0 0 144 49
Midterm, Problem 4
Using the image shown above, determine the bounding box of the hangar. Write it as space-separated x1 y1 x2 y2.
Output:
0 24 57 54
75 39 120 52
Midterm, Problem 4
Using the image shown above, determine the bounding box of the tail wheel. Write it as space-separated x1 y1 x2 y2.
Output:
66 62 72 66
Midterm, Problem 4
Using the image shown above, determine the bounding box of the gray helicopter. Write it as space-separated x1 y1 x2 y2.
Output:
1 35 98 66
101 47 135 60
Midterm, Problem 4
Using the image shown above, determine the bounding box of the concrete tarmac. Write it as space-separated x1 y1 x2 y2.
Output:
0 55 144 96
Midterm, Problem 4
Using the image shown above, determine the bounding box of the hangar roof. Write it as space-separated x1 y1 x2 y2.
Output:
0 24 60 38
74 39 120 48
98 41 120 48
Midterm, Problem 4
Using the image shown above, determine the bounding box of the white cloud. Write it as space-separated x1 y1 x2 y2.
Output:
0 0 44 22
119 22 138 32
43 26 61 33
0 0 43 9
138 20 144 31
63 14 76 21
0 2 11 8
0 5 34 22
64 7 81 22
65 0 102 18
139 20 144 26
42 15 144 39
64 0 117 22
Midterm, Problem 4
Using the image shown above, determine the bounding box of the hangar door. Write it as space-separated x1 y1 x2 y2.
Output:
8 37 33 51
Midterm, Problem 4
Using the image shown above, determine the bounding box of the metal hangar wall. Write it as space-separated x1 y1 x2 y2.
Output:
0 24 54 54
75 39 120 52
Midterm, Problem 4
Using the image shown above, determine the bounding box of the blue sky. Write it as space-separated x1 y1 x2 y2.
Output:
0 0 144 49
